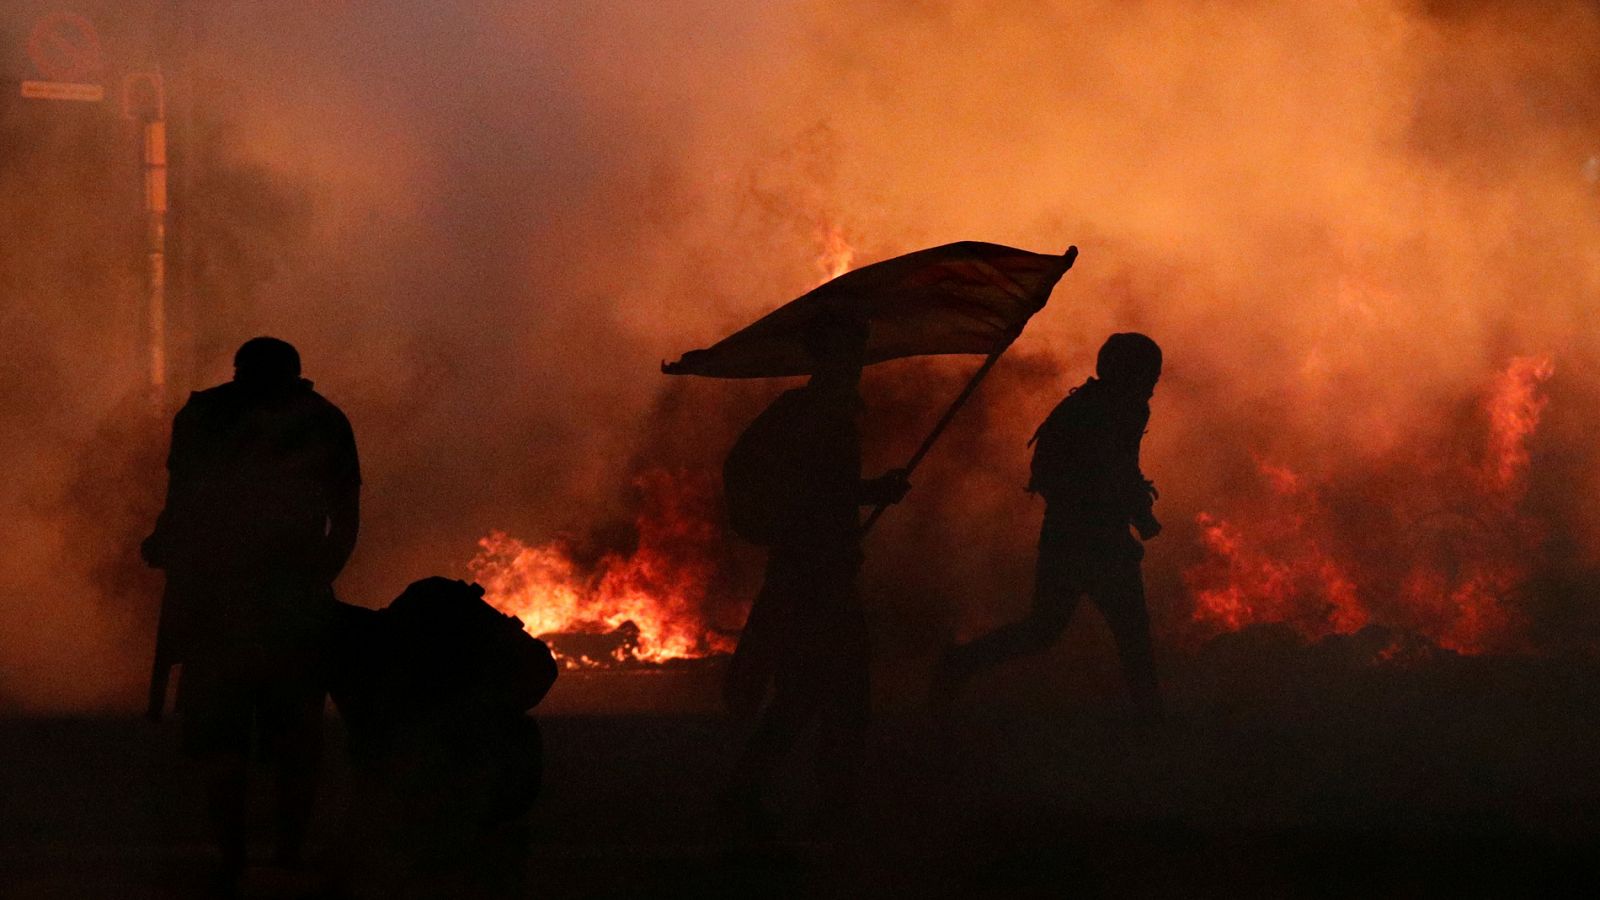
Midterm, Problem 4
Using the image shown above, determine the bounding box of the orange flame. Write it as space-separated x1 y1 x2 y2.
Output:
468 468 738 666
1187 356 1554 654
815 223 855 283
1189 476 1367 637
1482 355 1555 492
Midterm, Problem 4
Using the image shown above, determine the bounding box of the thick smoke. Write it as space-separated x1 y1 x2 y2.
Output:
3 0 1599 710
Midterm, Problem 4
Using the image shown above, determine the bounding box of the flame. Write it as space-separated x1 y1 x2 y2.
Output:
465 358 1555 668
468 468 738 667
815 223 855 283
1189 478 1367 637
1186 356 1554 654
1482 355 1555 492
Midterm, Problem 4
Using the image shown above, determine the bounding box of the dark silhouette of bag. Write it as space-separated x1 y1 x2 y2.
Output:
1028 383 1089 498
724 390 806 545
331 578 557 760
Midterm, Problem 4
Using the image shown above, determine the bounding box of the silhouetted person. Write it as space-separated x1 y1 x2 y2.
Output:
932 333 1164 721
330 577 556 898
721 313 909 832
141 337 359 889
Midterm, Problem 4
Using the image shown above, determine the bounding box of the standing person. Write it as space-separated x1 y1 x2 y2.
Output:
932 333 1164 721
720 313 909 830
142 336 360 889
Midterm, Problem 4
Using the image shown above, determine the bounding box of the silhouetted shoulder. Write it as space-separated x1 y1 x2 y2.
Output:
297 386 355 430
308 389 360 486
189 382 236 403
303 384 343 410
165 385 236 472
740 387 816 444
175 382 237 420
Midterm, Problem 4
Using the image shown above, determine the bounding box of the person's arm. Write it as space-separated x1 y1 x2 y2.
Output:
859 469 911 506
1131 483 1160 539
322 486 360 581
142 402 199 568
1124 408 1160 539
319 409 362 582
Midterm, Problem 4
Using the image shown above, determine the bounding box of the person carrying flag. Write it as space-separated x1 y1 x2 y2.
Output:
720 312 909 830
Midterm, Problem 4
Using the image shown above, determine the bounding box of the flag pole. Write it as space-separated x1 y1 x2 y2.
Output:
860 345 1008 534
861 245 1076 536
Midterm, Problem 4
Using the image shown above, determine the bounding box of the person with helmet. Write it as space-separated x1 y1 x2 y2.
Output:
932 333 1165 721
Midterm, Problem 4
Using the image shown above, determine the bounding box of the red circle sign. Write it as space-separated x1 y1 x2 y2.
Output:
27 12 103 83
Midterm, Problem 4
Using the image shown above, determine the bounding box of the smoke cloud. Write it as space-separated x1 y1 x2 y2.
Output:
4 0 1599 710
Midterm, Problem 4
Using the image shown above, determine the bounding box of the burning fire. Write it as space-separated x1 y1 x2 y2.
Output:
468 223 856 670
468 356 1559 666
469 468 739 668
1482 356 1555 492
1187 356 1555 654
815 223 855 283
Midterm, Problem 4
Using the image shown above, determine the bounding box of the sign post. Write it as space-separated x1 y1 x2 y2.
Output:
21 12 105 103
125 71 168 397
21 12 172 400
20 80 104 102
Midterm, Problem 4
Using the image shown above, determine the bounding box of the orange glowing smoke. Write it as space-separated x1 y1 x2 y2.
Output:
468 468 738 667
1187 356 1555 654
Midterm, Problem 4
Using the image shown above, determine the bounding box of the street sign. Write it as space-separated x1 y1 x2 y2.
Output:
26 12 104 83
20 80 104 102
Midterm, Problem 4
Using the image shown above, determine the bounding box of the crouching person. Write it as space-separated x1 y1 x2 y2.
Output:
330 577 557 898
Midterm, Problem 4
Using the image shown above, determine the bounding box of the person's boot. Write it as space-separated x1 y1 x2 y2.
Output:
205 765 249 897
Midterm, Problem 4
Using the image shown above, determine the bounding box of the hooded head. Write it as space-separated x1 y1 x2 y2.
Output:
233 337 302 390
1096 332 1162 398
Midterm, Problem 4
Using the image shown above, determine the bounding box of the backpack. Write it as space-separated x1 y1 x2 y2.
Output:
1027 383 1090 498
333 578 558 731
723 391 805 545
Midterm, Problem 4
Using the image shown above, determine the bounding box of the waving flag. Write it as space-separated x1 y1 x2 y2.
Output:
663 242 1077 378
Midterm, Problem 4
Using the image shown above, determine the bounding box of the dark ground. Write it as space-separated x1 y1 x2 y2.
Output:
5 632 1600 898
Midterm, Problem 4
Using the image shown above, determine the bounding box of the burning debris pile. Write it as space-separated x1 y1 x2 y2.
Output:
1186 356 1556 655
468 468 742 669
469 351 1565 670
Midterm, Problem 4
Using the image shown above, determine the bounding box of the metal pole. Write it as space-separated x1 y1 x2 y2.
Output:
860 245 1078 536
860 343 1009 536
127 72 167 399
133 72 173 714
145 112 167 395
158 0 199 394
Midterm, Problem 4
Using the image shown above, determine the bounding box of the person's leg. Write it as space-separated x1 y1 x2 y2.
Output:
932 542 1079 711
724 570 786 723
202 754 250 882
181 666 254 884
731 645 827 793
816 604 870 816
265 688 325 867
721 647 824 841
1092 565 1162 721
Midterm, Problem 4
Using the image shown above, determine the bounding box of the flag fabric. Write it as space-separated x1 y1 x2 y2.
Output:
662 242 1077 378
